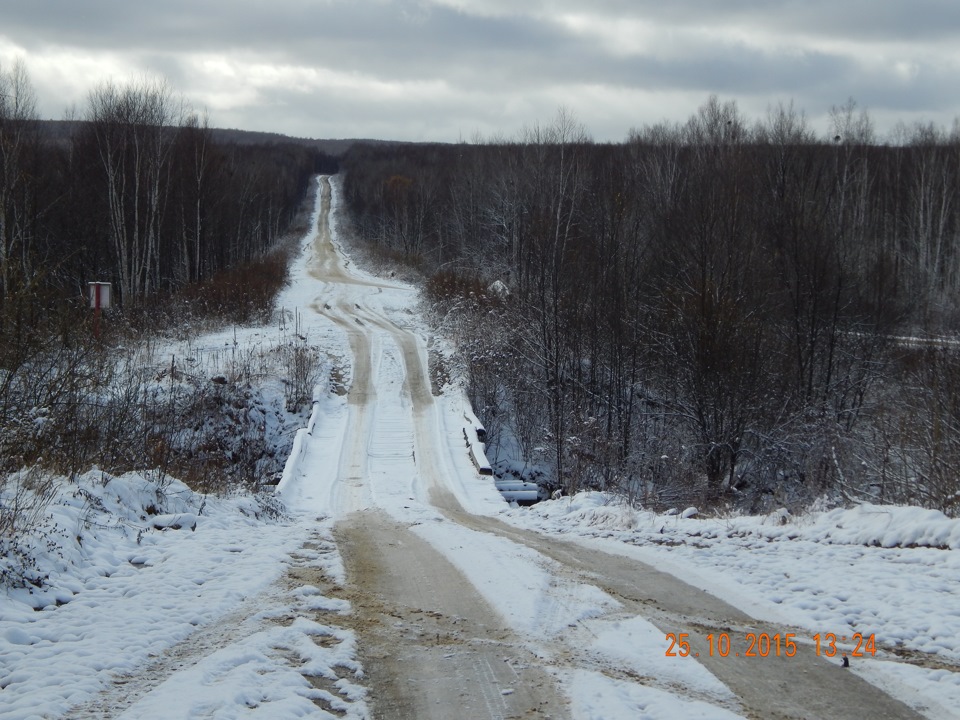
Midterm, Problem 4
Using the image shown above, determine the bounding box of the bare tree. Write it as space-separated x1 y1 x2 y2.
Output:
0 58 38 307
87 77 183 304
517 108 592 492
176 111 216 284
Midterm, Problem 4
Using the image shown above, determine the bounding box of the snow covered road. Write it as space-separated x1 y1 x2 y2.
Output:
273 176 929 719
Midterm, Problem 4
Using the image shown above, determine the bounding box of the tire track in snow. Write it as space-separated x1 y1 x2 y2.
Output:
300 185 569 717
350 302 465 513
309 302 378 514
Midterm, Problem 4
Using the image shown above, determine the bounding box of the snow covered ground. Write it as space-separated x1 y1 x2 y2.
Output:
2 175 959 719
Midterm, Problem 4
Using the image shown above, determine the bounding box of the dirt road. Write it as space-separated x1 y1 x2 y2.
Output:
302 175 924 720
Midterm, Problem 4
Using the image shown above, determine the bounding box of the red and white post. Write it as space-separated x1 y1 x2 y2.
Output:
87 282 112 340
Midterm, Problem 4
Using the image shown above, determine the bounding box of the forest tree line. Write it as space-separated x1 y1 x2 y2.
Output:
339 100 960 515
0 62 331 500
0 62 331 330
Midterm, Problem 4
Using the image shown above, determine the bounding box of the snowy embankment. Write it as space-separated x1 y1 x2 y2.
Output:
0 471 368 719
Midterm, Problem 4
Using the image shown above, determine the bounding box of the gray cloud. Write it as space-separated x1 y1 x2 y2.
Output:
2 0 958 141
571 0 960 42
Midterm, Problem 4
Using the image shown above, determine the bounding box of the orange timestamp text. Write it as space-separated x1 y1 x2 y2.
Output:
665 631 877 659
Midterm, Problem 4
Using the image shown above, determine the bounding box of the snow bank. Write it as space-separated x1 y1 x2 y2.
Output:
0 470 311 719
515 492 960 550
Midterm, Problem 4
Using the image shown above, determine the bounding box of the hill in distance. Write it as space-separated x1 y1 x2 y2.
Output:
38 119 405 156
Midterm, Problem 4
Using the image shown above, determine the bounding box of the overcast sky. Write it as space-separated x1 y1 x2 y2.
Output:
2 0 959 142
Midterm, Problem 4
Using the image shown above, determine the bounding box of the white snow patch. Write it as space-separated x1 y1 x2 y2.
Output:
565 669 746 720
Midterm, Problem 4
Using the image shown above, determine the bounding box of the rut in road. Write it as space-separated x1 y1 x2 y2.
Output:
302 176 571 717
328 262 921 718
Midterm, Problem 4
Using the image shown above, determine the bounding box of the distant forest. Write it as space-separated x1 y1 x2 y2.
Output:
339 100 960 515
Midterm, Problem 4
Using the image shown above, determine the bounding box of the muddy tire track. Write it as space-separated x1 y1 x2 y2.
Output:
333 511 568 720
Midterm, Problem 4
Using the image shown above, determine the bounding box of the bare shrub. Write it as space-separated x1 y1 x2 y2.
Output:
0 467 57 588
858 347 960 516
166 249 291 327
275 312 321 413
